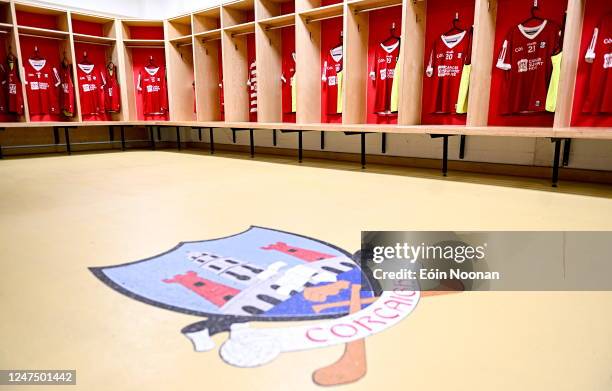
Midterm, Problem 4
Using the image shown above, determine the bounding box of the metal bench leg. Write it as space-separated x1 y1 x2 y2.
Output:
273 129 277 146
552 138 561 187
149 126 156 150
249 129 254 158
198 127 202 141
209 127 215 154
562 138 571 167
298 131 303 163
442 135 448 176
381 132 386 154
120 126 126 151
361 132 366 169
53 127 60 145
321 131 325 150
459 135 466 159
64 127 71 155
176 126 181 151
232 129 236 143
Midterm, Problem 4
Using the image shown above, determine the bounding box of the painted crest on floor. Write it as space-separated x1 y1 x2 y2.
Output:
90 226 421 386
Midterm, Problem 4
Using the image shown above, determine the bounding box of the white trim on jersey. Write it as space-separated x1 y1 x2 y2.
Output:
426 50 434 77
330 45 343 62
380 40 400 54
78 63 95 74
518 20 547 40
137 73 142 91
52 68 61 87
28 59 46 72
144 66 160 76
441 31 467 49
496 40 511 71
586 27 599 63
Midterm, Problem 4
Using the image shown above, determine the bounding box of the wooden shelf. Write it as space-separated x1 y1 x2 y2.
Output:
169 35 193 45
122 19 164 27
347 0 402 13
0 22 12 31
17 25 69 38
259 13 295 30
299 3 343 23
225 21 255 35
194 28 222 41
194 7 221 19
123 39 165 47
223 0 255 11
70 12 114 24
73 33 116 44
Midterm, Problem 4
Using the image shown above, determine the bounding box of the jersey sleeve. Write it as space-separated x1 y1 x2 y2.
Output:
496 33 512 71
52 67 61 87
585 27 599 63
137 72 142 91
369 50 377 81
162 68 168 111
425 47 434 78
322 60 328 82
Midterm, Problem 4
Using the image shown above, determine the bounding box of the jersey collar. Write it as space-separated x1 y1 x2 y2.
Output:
518 20 548 40
330 45 343 63
380 40 400 53
145 66 160 76
441 30 467 49
28 59 46 72
78 63 95 74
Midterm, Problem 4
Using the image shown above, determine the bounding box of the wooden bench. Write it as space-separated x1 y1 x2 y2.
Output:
3 120 609 187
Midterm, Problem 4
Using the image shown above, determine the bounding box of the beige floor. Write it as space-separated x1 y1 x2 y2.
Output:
1 150 611 391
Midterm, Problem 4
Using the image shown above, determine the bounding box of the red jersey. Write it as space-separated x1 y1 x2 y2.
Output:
371 40 400 114
426 30 471 114
0 64 7 113
102 64 121 113
496 20 560 114
76 63 104 115
247 61 257 121
138 66 167 115
322 45 343 115
583 13 612 114
24 58 60 115
281 52 296 114
6 62 24 115
60 65 75 117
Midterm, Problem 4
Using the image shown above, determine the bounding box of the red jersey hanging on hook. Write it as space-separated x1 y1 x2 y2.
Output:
0 63 8 113
281 52 296 114
371 24 401 114
583 12 612 114
6 54 24 115
138 57 168 116
426 14 472 115
323 35 343 116
60 55 75 117
103 62 121 113
77 52 104 116
495 4 561 114
24 47 61 116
